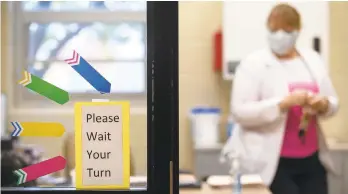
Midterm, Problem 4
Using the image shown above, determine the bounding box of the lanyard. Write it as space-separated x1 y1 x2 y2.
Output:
278 56 316 83
296 57 317 144
276 55 317 144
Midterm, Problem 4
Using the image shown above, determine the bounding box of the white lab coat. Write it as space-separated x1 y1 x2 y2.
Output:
225 47 339 186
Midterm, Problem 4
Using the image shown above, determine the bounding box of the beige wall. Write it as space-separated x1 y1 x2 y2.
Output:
1 3 7 93
179 2 229 170
323 2 348 140
1 2 348 175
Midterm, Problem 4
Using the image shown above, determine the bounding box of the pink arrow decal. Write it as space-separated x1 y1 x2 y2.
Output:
14 156 67 185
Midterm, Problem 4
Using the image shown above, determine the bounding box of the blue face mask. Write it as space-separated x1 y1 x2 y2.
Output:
267 30 299 55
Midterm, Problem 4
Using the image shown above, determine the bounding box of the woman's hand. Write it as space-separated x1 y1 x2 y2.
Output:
278 91 309 112
307 95 330 114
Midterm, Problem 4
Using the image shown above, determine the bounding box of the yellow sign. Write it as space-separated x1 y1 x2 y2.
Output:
74 101 130 190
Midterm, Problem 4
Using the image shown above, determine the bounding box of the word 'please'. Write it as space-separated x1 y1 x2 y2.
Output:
86 113 119 123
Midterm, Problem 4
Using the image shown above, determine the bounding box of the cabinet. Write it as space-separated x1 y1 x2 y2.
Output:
223 2 329 80
344 153 348 194
328 150 344 194
194 147 229 179
194 145 348 194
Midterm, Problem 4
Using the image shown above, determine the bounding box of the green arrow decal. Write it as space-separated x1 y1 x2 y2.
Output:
18 71 70 105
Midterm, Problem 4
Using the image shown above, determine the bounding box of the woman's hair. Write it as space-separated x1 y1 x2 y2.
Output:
267 3 301 29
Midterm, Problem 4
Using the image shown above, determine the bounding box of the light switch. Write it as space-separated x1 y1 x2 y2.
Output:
227 61 240 74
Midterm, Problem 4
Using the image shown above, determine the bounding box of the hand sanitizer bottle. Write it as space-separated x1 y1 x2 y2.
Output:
230 156 242 194
227 116 235 137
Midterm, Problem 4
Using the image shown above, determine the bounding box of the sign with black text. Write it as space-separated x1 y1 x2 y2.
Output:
74 101 130 190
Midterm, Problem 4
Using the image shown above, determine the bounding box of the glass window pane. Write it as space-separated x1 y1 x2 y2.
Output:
4 1 149 191
28 22 145 61
22 1 146 12
28 61 145 93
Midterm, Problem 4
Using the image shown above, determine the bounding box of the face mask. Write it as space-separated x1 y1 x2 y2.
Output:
267 30 298 55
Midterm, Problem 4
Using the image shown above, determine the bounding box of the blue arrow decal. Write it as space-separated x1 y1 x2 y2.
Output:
64 50 111 94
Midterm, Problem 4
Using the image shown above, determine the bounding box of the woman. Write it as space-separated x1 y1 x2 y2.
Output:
229 3 339 194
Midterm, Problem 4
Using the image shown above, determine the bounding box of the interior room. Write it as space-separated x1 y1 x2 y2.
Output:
1 1 348 194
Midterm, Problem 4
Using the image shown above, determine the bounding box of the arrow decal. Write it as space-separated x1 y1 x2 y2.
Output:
10 122 23 136
13 156 67 185
18 70 32 86
10 122 65 137
13 169 27 185
18 71 70 105
64 50 111 94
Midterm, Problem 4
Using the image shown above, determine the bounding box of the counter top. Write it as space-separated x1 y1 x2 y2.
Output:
181 183 270 194
327 138 348 151
3 184 270 194
194 138 348 151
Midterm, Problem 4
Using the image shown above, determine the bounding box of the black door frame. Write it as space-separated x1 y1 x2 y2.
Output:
147 1 179 194
2 1 179 194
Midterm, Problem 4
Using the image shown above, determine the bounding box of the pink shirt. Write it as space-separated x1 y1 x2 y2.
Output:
279 57 320 158
280 82 319 158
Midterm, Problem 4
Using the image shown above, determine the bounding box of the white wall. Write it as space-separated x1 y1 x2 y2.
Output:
223 1 329 80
